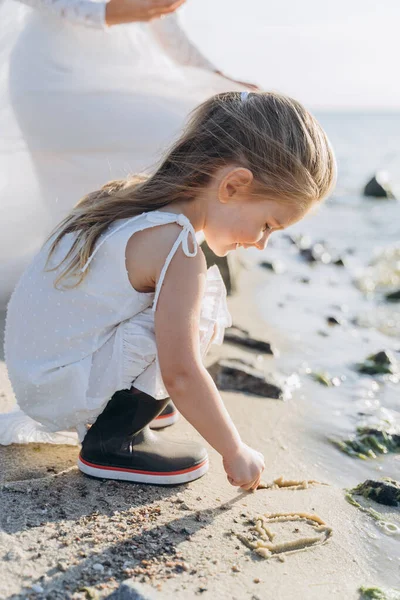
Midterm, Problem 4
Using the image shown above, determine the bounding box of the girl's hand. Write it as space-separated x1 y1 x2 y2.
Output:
106 0 186 26
223 442 265 491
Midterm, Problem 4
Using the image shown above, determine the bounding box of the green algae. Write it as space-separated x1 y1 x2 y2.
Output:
356 350 398 376
311 371 341 387
359 586 400 600
333 425 400 460
345 492 383 522
345 487 400 537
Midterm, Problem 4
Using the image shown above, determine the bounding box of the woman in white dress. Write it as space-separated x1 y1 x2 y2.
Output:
0 0 258 445
0 0 255 308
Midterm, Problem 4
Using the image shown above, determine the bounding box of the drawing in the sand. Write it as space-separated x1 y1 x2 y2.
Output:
237 512 333 559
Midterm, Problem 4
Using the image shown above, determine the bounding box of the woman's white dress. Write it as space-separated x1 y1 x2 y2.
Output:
0 0 242 308
2 211 232 445
0 0 240 444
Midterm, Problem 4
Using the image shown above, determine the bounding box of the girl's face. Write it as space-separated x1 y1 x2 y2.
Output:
203 167 310 257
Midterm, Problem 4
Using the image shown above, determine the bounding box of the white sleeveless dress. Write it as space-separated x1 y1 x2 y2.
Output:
0 0 244 307
2 211 231 445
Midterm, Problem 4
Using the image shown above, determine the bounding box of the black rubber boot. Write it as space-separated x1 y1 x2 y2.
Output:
149 400 179 429
78 389 208 485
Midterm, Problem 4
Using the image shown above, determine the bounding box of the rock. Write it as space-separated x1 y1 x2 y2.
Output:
259 261 274 271
333 424 400 460
363 171 396 199
300 244 332 265
293 235 345 266
224 326 274 355
356 350 399 376
352 478 400 507
208 359 284 399
326 316 342 326
106 580 162 599
385 289 400 302
333 257 345 267
259 260 286 274
93 563 104 572
31 584 44 593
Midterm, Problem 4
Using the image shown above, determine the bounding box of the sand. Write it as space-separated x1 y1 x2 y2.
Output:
0 267 390 600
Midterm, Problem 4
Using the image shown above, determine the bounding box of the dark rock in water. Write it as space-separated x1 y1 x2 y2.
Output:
299 277 310 284
317 330 330 337
284 234 298 245
300 244 332 265
351 478 400 507
299 248 317 263
259 260 286 274
363 173 396 199
333 424 400 460
208 359 284 399
326 316 342 326
260 261 275 271
106 580 161 599
333 257 345 267
224 326 274 355
356 350 398 375
385 289 400 302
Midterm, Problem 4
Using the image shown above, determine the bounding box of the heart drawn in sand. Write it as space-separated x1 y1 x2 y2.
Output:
238 512 333 559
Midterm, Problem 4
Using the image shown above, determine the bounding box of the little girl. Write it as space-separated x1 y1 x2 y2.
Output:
4 91 336 490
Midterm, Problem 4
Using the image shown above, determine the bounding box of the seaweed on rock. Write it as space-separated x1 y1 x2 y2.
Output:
310 371 341 387
359 586 400 600
356 350 398 376
351 478 400 507
333 425 400 460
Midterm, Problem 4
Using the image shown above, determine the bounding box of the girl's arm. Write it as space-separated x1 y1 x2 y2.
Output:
126 223 264 488
154 242 242 457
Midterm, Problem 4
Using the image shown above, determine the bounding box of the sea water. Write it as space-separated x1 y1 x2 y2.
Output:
249 112 400 584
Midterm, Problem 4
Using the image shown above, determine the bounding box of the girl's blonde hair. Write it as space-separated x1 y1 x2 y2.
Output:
46 91 336 288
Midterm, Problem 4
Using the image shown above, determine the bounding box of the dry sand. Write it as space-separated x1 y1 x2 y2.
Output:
0 268 384 599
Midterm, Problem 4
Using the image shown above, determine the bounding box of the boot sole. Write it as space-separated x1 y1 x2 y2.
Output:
77 455 208 485
149 410 179 429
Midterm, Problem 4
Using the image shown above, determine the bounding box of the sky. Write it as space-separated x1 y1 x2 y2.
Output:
180 0 400 111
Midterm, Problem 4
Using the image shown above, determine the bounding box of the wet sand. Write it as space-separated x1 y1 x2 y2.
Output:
0 261 395 600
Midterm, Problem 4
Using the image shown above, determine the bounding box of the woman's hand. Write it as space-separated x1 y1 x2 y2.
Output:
223 442 265 491
106 0 186 26
214 71 260 91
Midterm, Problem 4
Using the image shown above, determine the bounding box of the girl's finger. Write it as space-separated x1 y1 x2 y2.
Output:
250 474 262 491
227 475 239 486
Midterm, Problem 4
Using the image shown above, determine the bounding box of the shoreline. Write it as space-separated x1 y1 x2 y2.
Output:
0 264 395 599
